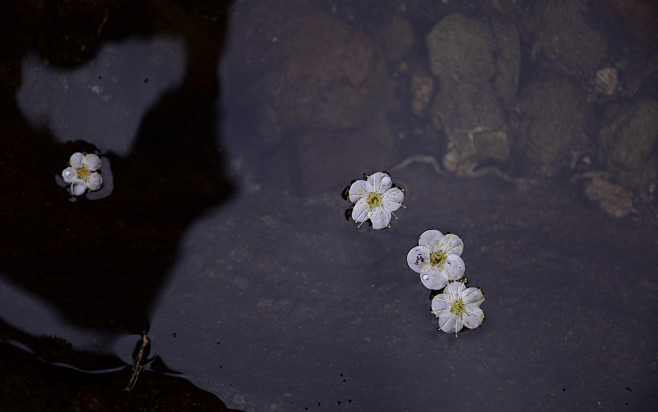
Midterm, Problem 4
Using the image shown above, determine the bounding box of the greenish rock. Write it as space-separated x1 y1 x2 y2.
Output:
514 72 586 176
598 99 658 193
426 13 519 173
534 0 606 77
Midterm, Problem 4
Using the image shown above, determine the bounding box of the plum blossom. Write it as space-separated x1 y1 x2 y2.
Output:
348 172 404 230
407 229 465 290
61 152 103 196
431 281 485 335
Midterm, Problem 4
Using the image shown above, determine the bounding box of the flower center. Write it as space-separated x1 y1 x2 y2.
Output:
430 250 447 267
75 164 91 181
450 298 465 316
366 192 382 208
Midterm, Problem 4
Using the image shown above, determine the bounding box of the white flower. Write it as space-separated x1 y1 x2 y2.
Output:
62 152 103 196
407 229 465 290
431 281 485 335
348 172 404 230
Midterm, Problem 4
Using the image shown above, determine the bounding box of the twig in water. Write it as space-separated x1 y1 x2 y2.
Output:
124 332 156 391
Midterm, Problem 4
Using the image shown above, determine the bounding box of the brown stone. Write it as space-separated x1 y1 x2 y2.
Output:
380 15 415 62
231 0 386 132
584 176 633 218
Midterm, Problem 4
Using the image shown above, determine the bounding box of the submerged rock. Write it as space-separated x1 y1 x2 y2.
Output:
426 13 519 173
410 69 434 118
230 0 386 132
598 99 658 194
532 0 607 77
380 15 415 62
514 72 587 176
584 175 633 218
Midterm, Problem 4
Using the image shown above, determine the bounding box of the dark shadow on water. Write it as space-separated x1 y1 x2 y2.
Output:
0 0 238 408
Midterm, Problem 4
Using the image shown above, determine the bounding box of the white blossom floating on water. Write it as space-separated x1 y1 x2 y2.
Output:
61 152 103 196
347 172 404 230
431 281 485 336
407 229 465 290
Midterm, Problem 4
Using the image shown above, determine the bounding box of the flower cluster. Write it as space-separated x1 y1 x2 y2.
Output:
407 230 485 335
61 152 103 196
344 171 485 336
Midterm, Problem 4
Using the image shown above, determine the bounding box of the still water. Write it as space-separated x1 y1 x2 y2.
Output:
1 0 657 411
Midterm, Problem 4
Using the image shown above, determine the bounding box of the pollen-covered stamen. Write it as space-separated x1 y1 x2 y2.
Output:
74 163 91 180
450 298 465 316
429 249 447 268
366 192 382 208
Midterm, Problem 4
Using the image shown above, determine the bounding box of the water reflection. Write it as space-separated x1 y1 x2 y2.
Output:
16 37 186 157
0 0 235 408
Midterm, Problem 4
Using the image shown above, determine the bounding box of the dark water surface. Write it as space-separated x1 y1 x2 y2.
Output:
2 0 657 411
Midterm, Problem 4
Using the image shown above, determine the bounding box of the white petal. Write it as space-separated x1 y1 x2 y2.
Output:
418 230 444 250
431 295 450 313
420 272 448 290
381 175 392 188
70 180 87 196
453 317 465 333
382 187 404 211
369 206 391 229
420 264 442 278
69 152 84 167
86 156 114 200
367 172 390 192
62 167 77 183
438 313 457 333
462 287 484 305
86 172 103 191
352 198 369 223
444 281 465 298
348 180 369 203
441 254 465 280
439 233 464 256
406 245 430 273
462 308 484 329
82 153 101 171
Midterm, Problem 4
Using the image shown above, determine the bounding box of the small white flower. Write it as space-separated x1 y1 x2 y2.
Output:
61 152 103 196
407 229 465 290
431 281 485 335
348 172 404 230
